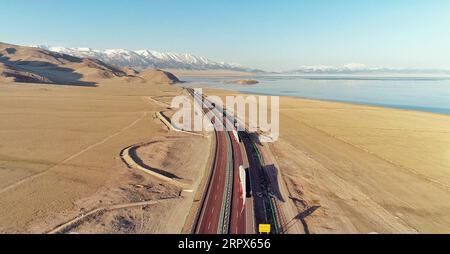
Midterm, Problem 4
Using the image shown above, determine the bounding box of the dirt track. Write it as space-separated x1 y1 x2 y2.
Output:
0 81 210 233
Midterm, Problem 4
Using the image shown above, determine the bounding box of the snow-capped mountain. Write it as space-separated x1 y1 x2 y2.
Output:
34 45 260 72
287 63 450 75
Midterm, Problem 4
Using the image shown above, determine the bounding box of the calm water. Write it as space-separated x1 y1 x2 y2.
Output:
181 75 450 115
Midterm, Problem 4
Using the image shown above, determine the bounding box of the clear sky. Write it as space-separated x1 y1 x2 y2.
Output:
1 0 449 71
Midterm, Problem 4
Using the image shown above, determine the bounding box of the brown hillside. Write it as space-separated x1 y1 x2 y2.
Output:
122 67 140 76
0 42 127 86
139 69 181 84
0 62 52 83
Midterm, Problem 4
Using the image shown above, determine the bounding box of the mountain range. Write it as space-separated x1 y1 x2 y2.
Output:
285 63 450 75
0 42 180 85
6 43 448 77
35 45 261 73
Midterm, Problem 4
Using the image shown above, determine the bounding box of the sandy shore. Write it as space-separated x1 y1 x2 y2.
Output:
203 88 450 233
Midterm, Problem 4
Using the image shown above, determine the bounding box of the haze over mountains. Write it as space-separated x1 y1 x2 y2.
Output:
287 64 450 76
35 45 261 73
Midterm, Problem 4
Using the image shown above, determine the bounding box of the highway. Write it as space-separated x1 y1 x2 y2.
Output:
188 88 249 234
229 131 246 234
241 132 280 233
188 88 280 234
195 128 230 233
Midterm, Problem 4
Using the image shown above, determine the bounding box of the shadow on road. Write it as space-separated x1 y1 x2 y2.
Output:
263 164 285 202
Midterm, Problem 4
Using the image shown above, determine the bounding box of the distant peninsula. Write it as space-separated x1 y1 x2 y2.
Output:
225 79 259 85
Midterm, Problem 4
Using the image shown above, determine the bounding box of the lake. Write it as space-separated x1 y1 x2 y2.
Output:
180 75 450 115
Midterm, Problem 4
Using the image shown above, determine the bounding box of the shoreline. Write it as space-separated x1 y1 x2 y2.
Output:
180 84 450 117
199 85 450 233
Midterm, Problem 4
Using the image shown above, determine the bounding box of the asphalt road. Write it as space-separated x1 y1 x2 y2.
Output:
195 128 229 234
191 89 249 234
230 131 246 234
241 132 270 229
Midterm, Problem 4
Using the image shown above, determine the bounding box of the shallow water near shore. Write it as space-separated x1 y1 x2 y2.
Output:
181 75 450 115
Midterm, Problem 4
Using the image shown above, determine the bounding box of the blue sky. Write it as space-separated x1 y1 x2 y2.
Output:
1 0 449 71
